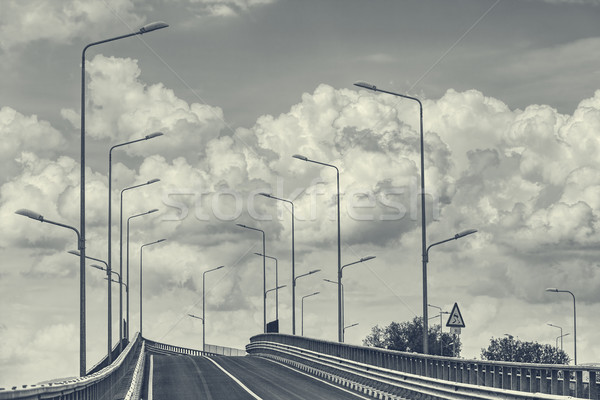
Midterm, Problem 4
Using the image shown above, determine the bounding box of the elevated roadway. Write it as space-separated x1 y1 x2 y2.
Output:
146 350 370 399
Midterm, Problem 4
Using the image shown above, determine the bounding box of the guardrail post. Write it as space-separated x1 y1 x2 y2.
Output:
502 366 510 389
551 368 559 395
520 367 528 391
563 369 571 396
493 365 502 388
539 368 548 394
575 370 583 398
589 371 597 400
484 364 493 387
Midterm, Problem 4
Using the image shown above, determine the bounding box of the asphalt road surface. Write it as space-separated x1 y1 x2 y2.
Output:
148 353 371 399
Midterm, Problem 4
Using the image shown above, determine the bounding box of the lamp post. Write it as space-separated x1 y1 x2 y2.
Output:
119 178 159 345
424 229 477 352
126 209 158 339
428 304 449 356
324 278 344 337
354 81 428 353
546 288 577 364
344 322 359 337
203 265 225 352
292 154 341 341
237 223 266 333
16 209 86 374
258 193 296 334
139 239 166 336
266 285 287 324
81 21 168 375
340 256 376 342
301 291 320 336
255 253 280 321
556 333 570 350
294 269 320 332
547 323 564 351
108 135 162 358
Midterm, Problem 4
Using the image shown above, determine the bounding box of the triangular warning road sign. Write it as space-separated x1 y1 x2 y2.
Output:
445 303 465 328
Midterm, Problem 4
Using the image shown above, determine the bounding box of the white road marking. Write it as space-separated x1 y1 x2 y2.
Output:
148 354 154 400
204 356 264 400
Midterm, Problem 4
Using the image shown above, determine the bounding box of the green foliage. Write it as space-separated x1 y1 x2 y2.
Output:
481 336 570 364
363 316 461 357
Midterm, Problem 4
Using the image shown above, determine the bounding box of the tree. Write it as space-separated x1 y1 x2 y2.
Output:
481 335 570 364
363 317 461 357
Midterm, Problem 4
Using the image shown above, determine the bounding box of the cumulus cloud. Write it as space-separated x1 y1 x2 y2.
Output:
169 0 277 18
0 0 146 51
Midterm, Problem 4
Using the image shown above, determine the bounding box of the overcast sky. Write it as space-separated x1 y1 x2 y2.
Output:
1 0 600 386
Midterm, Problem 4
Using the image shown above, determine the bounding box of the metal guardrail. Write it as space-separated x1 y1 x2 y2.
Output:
248 333 600 399
0 332 144 400
144 339 245 357
204 344 246 357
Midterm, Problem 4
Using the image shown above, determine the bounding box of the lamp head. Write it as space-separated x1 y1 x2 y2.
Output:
456 229 477 239
258 192 272 198
360 256 376 262
308 269 321 275
147 178 160 184
90 264 105 271
139 21 169 34
545 288 559 292
68 250 80 256
254 252 263 256
354 81 377 91
15 209 44 221
292 154 308 161
147 209 159 214
216 265 225 270
145 132 164 140
236 223 248 229
156 238 167 243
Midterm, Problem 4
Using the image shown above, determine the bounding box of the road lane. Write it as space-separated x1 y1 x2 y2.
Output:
149 353 257 399
211 356 370 400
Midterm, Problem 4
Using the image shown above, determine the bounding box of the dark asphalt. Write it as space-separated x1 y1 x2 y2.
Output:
148 353 369 399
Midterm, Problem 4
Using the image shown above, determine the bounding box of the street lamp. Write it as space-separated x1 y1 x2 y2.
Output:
80 21 168 375
428 304 449 356
340 256 376 342
119 178 159 348
203 265 225 352
16 209 85 374
266 285 287 325
546 288 577 364
126 209 158 339
354 81 428 353
258 193 296 334
344 322 359 337
557 333 570 350
68 250 116 359
254 253 280 321
294 269 320 332
292 154 341 341
301 291 320 336
188 314 204 349
107 134 162 358
424 229 477 353
237 223 266 333
139 239 166 336
324 278 344 336
547 323 565 351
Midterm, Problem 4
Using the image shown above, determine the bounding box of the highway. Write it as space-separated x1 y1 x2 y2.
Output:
146 352 371 399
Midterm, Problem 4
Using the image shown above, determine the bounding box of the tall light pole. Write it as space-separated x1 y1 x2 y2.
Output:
353 81 428 353
324 278 344 337
292 154 341 341
258 193 296 333
547 323 564 351
254 253 280 321
108 134 162 358
266 285 287 324
81 21 168 375
237 223 266 333
294 269 320 332
301 291 320 336
424 229 477 353
203 265 225 352
16 209 85 374
428 304 449 356
546 288 577 364
139 238 166 336
68 250 115 360
119 178 159 347
126 208 158 339
340 256 376 342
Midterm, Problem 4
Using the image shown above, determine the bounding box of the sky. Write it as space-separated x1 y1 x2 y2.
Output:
1 0 600 386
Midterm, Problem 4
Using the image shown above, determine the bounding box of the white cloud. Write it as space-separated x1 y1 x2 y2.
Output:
0 0 146 51
171 0 277 18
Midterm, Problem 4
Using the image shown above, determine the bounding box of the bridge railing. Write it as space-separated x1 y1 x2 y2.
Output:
0 332 144 400
248 333 600 399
